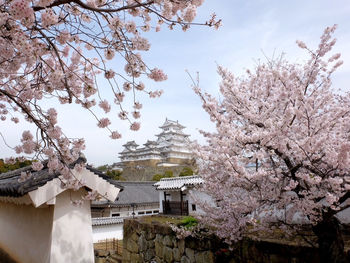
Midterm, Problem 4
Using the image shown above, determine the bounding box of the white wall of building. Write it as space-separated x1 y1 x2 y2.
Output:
0 201 54 263
188 189 215 216
158 188 215 216
109 204 159 217
50 189 94 263
92 224 124 242
0 188 95 263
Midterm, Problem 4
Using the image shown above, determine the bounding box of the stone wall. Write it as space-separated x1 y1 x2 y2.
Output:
123 218 320 263
94 249 122 263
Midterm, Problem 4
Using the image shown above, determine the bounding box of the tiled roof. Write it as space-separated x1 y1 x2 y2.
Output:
0 157 122 198
92 216 124 226
91 181 158 207
153 175 203 190
159 118 185 129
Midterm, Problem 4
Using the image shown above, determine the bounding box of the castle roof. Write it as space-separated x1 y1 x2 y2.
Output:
159 118 185 129
123 141 139 147
92 181 158 207
144 140 158 147
155 130 189 137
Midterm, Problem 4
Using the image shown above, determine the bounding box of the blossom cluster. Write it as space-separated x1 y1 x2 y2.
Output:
194 25 350 243
0 0 220 198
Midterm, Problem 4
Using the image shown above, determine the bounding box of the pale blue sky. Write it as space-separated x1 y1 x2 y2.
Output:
1 0 350 166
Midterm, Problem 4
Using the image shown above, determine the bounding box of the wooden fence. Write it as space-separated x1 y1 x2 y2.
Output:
94 238 123 255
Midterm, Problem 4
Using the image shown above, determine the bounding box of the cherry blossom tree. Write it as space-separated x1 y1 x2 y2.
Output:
0 0 220 186
194 25 350 263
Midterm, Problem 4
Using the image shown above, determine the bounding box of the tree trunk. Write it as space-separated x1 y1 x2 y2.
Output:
313 216 349 263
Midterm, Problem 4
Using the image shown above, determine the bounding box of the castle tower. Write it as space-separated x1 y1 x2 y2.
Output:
118 118 193 168
155 118 192 166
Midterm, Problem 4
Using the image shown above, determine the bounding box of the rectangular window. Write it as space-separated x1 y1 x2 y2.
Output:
153 210 159 214
192 204 196 211
138 211 145 215
111 213 120 217
146 211 152 214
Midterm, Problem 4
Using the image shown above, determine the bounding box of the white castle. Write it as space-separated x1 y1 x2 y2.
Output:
118 119 193 167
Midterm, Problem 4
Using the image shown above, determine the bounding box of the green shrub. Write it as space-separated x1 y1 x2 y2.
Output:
179 167 194 177
106 169 124 180
152 173 164 181
0 158 32 174
179 216 199 229
164 170 173 177
152 170 174 181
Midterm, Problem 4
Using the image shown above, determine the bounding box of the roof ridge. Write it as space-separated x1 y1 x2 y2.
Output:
159 175 199 181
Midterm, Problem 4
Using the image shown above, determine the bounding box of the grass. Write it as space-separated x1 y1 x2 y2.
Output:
138 215 184 225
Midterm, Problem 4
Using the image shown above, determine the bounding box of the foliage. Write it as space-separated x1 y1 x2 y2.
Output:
96 164 124 180
96 165 109 172
152 170 174 181
194 25 350 261
0 0 220 185
164 170 173 177
105 169 125 181
152 173 164 181
178 216 199 229
179 167 194 177
0 158 32 174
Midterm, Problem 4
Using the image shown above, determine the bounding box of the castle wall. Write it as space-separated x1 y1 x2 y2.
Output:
121 159 161 168
121 165 195 181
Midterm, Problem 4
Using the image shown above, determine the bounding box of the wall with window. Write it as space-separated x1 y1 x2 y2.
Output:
109 203 159 218
158 188 215 216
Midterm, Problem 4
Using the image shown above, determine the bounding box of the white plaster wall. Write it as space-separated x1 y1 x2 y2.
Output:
188 189 215 216
50 189 94 263
109 204 159 217
159 191 164 213
169 191 181 201
92 224 124 242
0 201 54 263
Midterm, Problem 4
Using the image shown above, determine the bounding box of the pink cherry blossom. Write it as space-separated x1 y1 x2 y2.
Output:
41 8 58 28
110 131 122 139
0 0 216 207
104 48 115 60
98 100 111 113
194 25 350 258
32 161 44 171
130 122 140 131
97 118 111 128
148 68 168 82
132 111 140 119
18 171 32 183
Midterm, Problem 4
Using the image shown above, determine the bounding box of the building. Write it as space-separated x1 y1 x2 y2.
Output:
91 181 159 242
118 118 193 169
0 158 121 263
154 175 212 216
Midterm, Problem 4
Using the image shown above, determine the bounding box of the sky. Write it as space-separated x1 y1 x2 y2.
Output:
1 0 350 166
